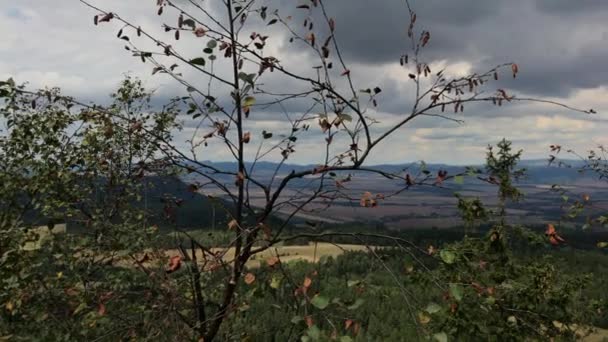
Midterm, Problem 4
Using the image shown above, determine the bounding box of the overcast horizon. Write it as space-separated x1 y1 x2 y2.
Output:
2 0 607 165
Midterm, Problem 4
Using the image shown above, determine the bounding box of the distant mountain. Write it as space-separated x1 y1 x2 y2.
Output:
181 159 597 186
19 176 231 232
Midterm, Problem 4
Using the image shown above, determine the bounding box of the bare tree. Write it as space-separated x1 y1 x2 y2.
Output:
78 0 594 339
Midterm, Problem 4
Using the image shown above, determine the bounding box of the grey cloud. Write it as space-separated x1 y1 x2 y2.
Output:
276 0 608 98
534 0 608 14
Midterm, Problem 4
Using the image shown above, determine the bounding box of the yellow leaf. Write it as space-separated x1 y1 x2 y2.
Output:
242 96 256 107
418 311 431 324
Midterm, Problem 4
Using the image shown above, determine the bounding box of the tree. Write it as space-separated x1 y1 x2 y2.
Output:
0 77 186 340
1 0 596 340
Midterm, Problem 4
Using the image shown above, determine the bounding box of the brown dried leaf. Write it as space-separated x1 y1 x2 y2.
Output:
243 132 251 143
228 219 239 230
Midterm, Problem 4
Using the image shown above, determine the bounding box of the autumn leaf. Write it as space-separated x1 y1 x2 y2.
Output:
97 302 106 316
511 63 519 78
360 191 378 208
306 33 316 46
305 315 314 328
166 255 182 273
435 170 448 185
328 18 336 32
545 223 566 245
244 273 256 285
228 219 239 230
303 276 312 288
235 171 245 186
194 27 206 37
421 31 431 47
266 256 280 267
243 132 251 143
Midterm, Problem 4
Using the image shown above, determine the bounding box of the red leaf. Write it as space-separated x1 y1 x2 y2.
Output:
305 316 314 328
545 223 566 245
166 255 182 273
266 256 280 267
194 27 206 37
244 273 256 285
345 319 354 330
511 63 519 78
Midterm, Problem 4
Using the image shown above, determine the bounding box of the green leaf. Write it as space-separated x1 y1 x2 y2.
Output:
418 311 431 324
182 19 195 28
206 40 217 49
307 325 321 340
425 302 442 314
311 295 329 310
291 315 303 325
449 283 463 302
189 57 206 66
347 298 364 310
346 280 361 287
270 275 282 289
597 242 608 249
340 337 353 342
433 332 448 342
454 175 464 185
440 250 456 264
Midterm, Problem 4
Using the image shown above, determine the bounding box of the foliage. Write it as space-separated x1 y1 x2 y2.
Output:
420 141 600 341
0 78 190 340
0 0 602 339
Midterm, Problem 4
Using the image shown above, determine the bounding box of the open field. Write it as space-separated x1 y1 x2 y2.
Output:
165 242 373 268
584 328 608 342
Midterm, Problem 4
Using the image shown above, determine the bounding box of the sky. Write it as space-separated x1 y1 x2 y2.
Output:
1 0 607 165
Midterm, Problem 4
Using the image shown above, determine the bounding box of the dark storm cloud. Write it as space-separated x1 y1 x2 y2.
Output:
278 0 608 98
534 0 608 14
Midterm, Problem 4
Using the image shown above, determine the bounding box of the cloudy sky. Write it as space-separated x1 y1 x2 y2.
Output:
1 0 607 165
